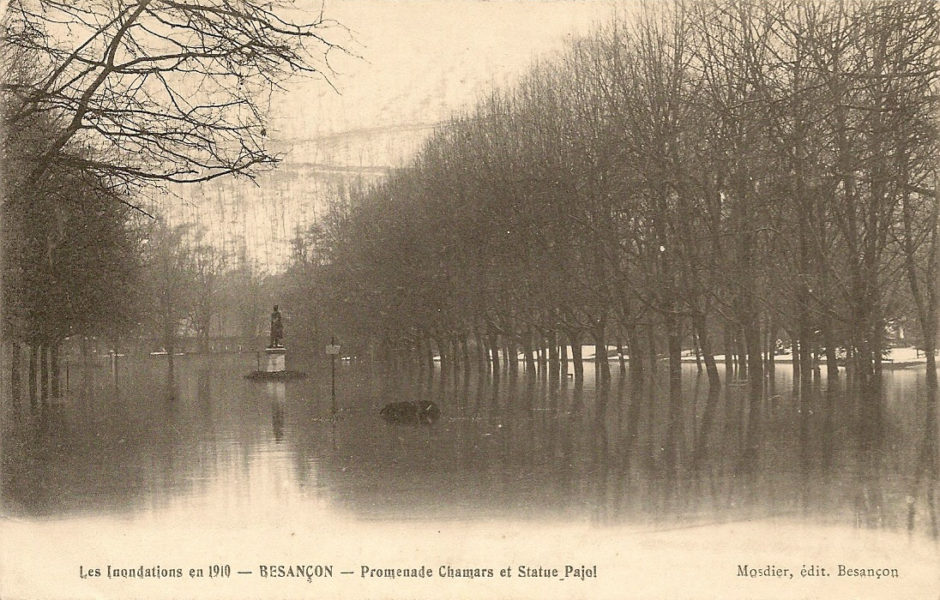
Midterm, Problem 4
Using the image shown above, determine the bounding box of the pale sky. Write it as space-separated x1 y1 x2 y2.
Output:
170 0 619 269
272 0 615 143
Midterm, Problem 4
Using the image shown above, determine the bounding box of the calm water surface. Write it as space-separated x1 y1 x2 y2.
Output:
1 355 937 537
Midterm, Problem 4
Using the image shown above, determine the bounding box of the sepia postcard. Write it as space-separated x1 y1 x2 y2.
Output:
1 0 938 598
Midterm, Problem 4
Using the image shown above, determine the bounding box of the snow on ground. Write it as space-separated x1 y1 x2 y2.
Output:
676 346 931 367
500 346 934 368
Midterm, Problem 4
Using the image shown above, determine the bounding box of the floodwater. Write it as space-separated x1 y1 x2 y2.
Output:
1 355 938 600
2 354 935 533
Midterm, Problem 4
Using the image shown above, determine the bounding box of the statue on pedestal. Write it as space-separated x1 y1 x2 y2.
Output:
269 305 284 348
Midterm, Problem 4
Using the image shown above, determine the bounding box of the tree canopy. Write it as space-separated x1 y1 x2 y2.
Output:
2 0 349 189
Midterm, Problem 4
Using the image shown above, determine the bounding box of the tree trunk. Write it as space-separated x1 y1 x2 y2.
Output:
765 321 776 380
507 338 518 376
647 323 658 374
900 177 937 480
523 329 536 373
744 320 763 402
616 338 627 374
736 329 748 380
568 329 583 383
560 336 568 378
665 310 683 474
434 336 446 370
547 329 559 385
822 323 839 381
593 321 610 385
790 336 799 382
538 333 548 369
693 311 721 391
626 323 643 381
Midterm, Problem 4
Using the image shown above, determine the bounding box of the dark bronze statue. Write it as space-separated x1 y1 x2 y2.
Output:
269 305 284 348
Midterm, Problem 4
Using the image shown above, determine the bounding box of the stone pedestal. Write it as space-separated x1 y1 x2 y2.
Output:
264 347 286 372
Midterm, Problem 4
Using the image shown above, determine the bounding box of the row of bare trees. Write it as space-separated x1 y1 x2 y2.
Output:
291 0 937 426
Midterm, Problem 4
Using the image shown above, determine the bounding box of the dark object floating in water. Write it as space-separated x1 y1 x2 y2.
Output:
245 370 307 381
380 400 440 425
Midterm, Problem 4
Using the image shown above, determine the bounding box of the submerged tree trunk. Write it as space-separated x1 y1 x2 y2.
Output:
792 338 802 383
765 321 776 380
664 310 683 475
744 320 763 405
425 337 435 372
850 299 883 448
538 332 548 370
523 328 536 373
547 329 559 386
560 337 568 378
822 323 839 381
507 338 518 376
901 177 937 452
626 323 643 382
692 311 720 391
28 344 38 405
616 338 627 374
487 331 499 374
10 341 22 403
460 336 470 375
473 330 486 368
40 344 49 401
723 324 734 379
593 321 610 385
51 342 60 398
736 329 748 380
453 335 463 375
434 336 447 371
568 329 583 383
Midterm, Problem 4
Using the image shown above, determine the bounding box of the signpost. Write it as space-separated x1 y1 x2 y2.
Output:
326 337 340 414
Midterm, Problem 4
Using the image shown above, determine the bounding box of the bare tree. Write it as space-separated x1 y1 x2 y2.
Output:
2 0 350 191
142 219 195 379
188 237 227 353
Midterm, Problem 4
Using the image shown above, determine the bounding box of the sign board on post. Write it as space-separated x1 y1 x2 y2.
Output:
325 344 341 355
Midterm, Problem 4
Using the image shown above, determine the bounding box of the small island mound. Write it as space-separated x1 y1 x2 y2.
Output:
379 401 440 425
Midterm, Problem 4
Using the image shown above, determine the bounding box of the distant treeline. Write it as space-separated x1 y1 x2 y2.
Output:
284 0 938 412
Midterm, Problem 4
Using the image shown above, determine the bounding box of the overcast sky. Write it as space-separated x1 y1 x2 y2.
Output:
270 0 616 147
171 1 619 269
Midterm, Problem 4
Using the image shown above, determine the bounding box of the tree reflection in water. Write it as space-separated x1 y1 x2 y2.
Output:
0 354 936 539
